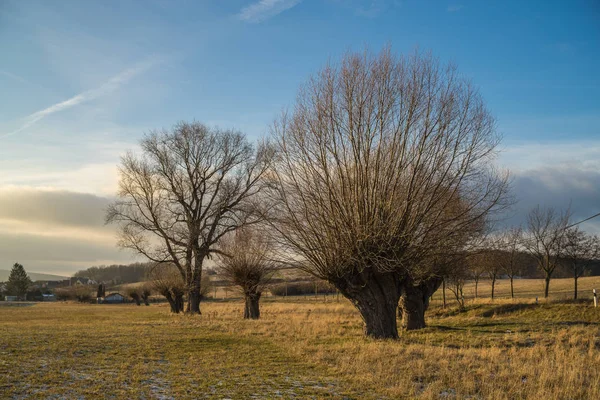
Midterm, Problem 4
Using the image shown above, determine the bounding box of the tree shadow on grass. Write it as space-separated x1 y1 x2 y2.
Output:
427 322 527 335
479 303 539 317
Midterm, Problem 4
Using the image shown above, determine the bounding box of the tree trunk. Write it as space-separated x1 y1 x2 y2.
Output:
186 250 205 314
187 289 201 314
474 278 478 299
574 275 578 300
491 276 496 300
544 275 550 298
401 286 426 330
244 292 261 319
400 277 443 331
334 269 401 339
163 291 180 313
186 268 202 314
442 278 446 309
510 276 514 299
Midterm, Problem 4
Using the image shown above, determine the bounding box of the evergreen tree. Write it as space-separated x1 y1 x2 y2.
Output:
7 263 32 299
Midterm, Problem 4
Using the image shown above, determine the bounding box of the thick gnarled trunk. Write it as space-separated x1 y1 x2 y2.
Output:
334 269 402 339
163 288 184 313
400 277 443 331
401 287 426 330
244 292 261 319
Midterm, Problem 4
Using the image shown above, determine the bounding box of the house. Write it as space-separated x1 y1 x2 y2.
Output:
103 293 126 304
42 294 57 302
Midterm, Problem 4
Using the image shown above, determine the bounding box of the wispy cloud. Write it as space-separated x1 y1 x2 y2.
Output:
0 69 32 86
447 4 463 12
237 0 302 23
2 57 159 138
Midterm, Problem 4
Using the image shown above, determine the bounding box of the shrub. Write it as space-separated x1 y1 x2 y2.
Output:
54 286 94 303
270 280 337 296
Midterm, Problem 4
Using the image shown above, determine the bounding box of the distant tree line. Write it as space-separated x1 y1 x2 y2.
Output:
73 262 155 284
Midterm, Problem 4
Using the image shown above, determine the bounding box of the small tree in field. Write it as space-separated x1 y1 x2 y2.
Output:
562 228 600 300
496 227 523 299
127 288 142 305
270 48 509 338
140 284 152 305
482 247 502 301
524 206 570 298
217 228 277 319
148 264 185 313
467 254 487 299
446 271 467 310
7 263 31 299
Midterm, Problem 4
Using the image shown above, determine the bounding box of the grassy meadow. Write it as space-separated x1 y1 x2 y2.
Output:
1 277 600 399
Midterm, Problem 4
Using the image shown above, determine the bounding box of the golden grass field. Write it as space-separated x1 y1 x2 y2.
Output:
1 277 600 399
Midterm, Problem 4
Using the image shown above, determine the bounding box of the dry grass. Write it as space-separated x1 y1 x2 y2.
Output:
1 277 600 399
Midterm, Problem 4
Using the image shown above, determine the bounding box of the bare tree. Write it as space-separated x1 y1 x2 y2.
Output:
106 122 274 314
217 227 278 319
524 206 570 298
467 254 486 299
495 226 523 299
562 228 600 300
148 264 186 313
446 270 468 310
481 246 503 301
127 287 142 305
269 48 510 338
141 283 152 306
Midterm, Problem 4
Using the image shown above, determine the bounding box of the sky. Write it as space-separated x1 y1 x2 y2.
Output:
0 0 599 275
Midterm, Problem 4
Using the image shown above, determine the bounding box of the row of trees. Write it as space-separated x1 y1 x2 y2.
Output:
456 208 600 305
74 262 155 284
106 48 596 339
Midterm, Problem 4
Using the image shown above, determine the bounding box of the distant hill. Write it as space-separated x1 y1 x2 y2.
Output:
0 270 69 282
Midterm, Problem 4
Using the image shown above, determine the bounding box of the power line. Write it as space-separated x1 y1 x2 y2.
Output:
565 212 600 230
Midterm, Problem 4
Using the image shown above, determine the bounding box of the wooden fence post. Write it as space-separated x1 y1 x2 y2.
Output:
594 289 597 308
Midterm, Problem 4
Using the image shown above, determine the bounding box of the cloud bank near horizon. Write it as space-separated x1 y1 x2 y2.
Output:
0 188 139 276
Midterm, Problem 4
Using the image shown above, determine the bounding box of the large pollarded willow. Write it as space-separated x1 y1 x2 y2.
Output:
270 49 509 338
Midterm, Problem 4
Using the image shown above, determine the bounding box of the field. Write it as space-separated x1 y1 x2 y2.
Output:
1 277 600 399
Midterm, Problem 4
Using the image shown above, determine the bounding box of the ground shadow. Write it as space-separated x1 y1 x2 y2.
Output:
480 303 539 318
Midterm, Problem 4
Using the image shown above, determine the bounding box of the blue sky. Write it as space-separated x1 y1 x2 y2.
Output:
0 0 599 274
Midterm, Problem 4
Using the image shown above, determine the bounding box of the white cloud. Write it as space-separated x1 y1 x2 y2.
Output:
0 69 32 86
0 163 121 196
2 57 160 138
237 0 302 23
447 4 463 12
498 140 600 173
